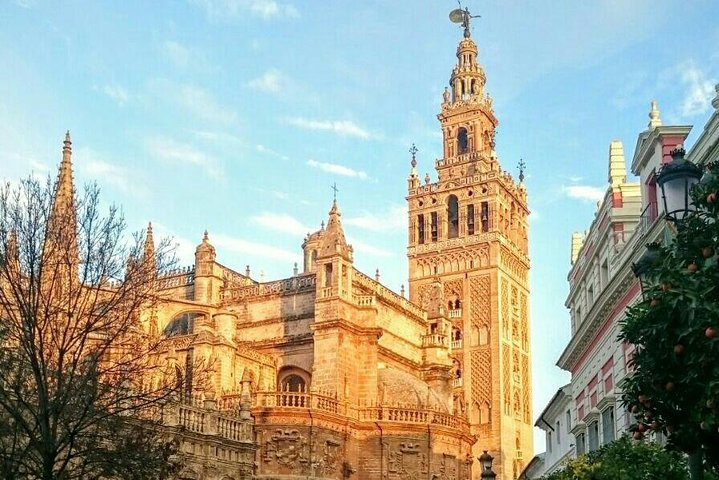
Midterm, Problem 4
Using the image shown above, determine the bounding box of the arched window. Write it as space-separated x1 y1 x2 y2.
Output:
447 195 459 238
457 128 469 154
281 374 306 392
163 312 202 337
278 366 311 392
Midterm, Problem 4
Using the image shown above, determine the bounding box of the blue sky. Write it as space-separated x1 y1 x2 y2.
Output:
2 0 718 449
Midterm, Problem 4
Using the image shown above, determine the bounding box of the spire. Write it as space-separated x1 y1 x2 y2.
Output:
317 199 352 261
45 132 79 278
648 100 662 129
143 222 156 278
52 131 76 221
608 140 627 187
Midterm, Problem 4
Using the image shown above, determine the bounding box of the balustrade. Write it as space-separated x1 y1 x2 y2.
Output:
421 333 448 348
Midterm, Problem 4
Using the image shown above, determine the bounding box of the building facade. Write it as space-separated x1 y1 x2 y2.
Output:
29 22 536 480
522 85 719 479
406 26 532 480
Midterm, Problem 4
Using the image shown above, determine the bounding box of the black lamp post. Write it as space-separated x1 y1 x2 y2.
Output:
631 243 662 299
478 450 496 479
656 146 702 222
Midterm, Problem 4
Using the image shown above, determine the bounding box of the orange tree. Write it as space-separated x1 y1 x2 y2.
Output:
621 157 719 480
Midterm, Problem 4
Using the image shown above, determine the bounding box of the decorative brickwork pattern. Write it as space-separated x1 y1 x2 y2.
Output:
511 286 519 342
471 349 491 408
522 353 530 423
502 344 511 415
501 279 509 339
469 275 491 328
444 279 464 304
520 291 528 351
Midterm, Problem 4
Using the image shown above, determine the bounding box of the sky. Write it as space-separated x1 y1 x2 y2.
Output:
1 0 718 450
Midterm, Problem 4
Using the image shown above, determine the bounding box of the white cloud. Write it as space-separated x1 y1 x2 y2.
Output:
286 117 376 140
147 136 222 179
678 61 716 118
306 159 369 180
192 130 245 145
162 40 192 68
256 143 288 160
75 147 149 198
347 237 392 258
102 85 130 105
344 205 406 233
150 80 237 124
190 0 299 20
247 69 286 94
250 212 310 236
562 185 606 203
213 233 300 262
177 84 237 124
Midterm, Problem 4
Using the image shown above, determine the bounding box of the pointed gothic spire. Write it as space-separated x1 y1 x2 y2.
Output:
608 140 627 187
648 100 662 129
45 131 79 279
317 199 352 261
52 131 76 221
143 222 156 277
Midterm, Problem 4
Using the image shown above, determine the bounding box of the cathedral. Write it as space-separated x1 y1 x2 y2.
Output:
42 16 532 480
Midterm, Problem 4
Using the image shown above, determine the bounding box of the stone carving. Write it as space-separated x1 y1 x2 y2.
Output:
263 429 307 469
434 453 457 480
387 442 427 480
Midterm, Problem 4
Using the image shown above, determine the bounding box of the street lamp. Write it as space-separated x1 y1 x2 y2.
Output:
656 146 702 222
478 450 496 479
631 243 661 299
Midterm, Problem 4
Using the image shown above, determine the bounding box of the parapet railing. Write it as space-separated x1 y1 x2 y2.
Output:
169 401 253 443
252 390 467 430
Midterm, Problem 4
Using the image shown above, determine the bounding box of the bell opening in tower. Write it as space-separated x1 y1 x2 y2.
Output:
447 195 459 238
458 127 469 154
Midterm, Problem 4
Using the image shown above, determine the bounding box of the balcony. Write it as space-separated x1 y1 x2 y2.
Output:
452 377 463 388
421 333 448 348
451 339 463 350
449 308 462 318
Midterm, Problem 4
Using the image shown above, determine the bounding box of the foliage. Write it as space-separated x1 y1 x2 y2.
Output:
0 175 180 480
541 436 689 480
619 159 719 477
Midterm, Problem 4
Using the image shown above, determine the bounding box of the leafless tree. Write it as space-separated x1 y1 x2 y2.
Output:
0 166 181 480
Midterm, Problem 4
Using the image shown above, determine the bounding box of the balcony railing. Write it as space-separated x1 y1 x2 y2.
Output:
451 339 463 349
449 308 462 318
252 391 468 430
421 333 448 348
452 377 463 388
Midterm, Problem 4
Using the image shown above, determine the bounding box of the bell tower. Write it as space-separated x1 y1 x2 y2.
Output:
406 13 532 480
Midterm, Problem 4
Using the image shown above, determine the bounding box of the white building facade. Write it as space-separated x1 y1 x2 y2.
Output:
522 84 719 479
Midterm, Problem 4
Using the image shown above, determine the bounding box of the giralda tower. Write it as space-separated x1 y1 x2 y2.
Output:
406 12 532 480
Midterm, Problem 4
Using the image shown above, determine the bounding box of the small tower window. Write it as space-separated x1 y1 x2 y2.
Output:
467 204 475 235
430 212 438 242
458 127 469 154
417 214 425 244
324 264 333 288
447 195 459 239
481 201 489 232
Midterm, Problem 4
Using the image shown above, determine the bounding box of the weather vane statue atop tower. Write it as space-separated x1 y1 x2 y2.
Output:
449 1 480 38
